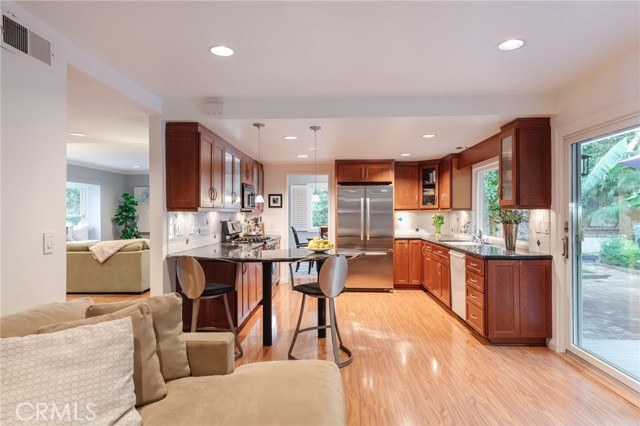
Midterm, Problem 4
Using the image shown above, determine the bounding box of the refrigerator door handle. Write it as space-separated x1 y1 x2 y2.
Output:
360 197 364 241
366 197 371 241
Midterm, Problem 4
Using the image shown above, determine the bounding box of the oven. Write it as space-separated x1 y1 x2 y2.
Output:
242 183 256 210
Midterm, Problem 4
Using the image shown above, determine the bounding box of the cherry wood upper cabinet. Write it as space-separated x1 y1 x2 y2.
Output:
419 162 439 210
242 156 254 185
499 118 551 209
394 163 420 210
439 155 471 211
166 122 221 211
336 160 394 184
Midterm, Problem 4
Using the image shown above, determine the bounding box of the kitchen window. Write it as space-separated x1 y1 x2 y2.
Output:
474 161 529 242
290 183 328 232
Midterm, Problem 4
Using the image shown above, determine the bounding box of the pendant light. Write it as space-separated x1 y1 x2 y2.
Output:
253 122 265 204
310 125 321 202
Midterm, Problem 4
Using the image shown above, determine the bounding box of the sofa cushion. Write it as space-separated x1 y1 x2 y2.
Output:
87 293 190 380
0 298 94 338
66 241 96 251
0 317 141 426
38 303 167 407
137 360 345 426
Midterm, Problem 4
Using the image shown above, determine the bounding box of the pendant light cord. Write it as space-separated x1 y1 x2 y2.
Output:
310 125 321 201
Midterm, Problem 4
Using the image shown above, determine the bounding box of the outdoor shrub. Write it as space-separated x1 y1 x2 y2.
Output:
599 237 640 270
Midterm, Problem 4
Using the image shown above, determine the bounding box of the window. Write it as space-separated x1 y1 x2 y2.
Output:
474 162 529 242
289 183 328 232
66 182 89 225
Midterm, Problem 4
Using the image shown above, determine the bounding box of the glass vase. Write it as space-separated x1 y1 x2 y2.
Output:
503 223 518 251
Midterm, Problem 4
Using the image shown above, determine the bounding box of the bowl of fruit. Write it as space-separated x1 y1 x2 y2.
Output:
306 237 334 252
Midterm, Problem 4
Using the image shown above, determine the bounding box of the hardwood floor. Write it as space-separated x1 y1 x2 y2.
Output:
236 285 639 425
68 286 639 425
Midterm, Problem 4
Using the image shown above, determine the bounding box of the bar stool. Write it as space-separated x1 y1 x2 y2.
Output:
176 256 243 360
288 255 353 368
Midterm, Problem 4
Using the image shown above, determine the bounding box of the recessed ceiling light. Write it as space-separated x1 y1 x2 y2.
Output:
297 154 309 158
209 45 234 57
283 136 298 140
400 153 412 157
421 134 436 138
69 132 86 137
497 39 525 51
132 165 141 168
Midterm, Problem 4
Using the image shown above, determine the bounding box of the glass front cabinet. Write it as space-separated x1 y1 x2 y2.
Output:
420 163 439 209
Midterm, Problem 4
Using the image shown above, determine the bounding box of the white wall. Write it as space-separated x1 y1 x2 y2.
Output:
1 29 68 315
549 48 640 352
0 2 162 314
261 163 335 251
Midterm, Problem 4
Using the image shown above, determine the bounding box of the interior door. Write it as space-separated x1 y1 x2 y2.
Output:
569 125 640 389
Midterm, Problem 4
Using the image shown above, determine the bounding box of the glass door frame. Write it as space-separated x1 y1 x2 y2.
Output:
565 120 640 393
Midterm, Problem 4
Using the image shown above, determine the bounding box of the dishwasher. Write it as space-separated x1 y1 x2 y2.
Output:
449 250 466 319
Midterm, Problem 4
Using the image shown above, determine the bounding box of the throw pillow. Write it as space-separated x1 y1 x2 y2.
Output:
72 223 89 241
87 293 190 380
0 297 94 338
38 303 166 407
0 317 141 426
66 224 74 241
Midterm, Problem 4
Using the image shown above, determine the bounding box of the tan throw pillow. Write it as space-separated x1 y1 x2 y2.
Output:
38 303 166 407
0 297 94 338
1 317 141 426
87 293 190 380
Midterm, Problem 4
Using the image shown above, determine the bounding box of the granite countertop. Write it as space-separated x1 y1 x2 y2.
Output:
395 234 552 260
169 243 363 263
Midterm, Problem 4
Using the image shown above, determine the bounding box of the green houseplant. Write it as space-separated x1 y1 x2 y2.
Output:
114 193 141 239
432 214 445 241
490 208 529 251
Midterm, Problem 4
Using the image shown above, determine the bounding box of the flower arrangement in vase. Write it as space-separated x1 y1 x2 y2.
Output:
432 214 445 241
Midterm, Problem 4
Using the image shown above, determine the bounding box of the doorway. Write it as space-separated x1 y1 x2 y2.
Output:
287 174 329 277
569 125 640 389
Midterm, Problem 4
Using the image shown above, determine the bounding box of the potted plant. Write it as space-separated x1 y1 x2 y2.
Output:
490 208 529 251
114 193 141 239
433 214 445 241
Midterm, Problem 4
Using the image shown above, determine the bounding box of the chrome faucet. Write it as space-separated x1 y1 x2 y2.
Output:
471 227 484 245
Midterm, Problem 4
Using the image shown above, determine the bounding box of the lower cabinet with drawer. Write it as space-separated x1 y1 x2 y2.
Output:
464 256 552 344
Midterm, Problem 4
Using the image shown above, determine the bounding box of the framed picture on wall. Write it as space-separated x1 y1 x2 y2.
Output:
268 194 282 208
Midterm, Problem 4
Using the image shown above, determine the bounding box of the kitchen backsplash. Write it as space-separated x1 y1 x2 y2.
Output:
394 210 551 254
167 211 258 254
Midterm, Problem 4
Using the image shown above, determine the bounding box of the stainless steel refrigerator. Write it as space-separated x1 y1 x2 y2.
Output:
337 185 394 291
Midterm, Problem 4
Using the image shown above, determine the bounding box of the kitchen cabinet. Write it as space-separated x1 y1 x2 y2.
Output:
224 149 242 209
465 255 485 336
394 163 420 210
166 122 256 211
409 240 423 285
394 239 423 287
499 117 551 209
419 162 439 210
439 155 471 210
335 160 394 184
242 156 254 185
430 245 450 307
178 259 264 331
421 242 432 291
166 122 218 210
393 240 409 286
486 259 551 341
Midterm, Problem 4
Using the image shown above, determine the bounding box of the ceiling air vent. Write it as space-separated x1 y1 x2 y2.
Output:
2 14 52 66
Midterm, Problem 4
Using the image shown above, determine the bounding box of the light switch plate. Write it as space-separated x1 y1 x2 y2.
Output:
43 232 54 254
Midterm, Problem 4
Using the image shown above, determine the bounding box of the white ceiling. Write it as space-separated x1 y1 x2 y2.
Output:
19 1 640 171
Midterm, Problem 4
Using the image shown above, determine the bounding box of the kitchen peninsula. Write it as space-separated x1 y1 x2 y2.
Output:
168 245 363 346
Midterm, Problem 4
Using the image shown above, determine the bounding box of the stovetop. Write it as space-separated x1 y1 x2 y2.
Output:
235 236 271 243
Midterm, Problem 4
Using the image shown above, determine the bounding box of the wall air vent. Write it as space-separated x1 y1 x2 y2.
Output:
2 14 52 66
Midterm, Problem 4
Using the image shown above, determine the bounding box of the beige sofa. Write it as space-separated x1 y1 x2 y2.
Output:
67 241 150 293
0 298 346 425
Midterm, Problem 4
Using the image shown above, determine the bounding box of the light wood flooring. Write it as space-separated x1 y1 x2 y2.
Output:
69 287 640 425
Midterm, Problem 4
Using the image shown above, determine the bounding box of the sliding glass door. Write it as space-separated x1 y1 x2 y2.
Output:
570 125 640 388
